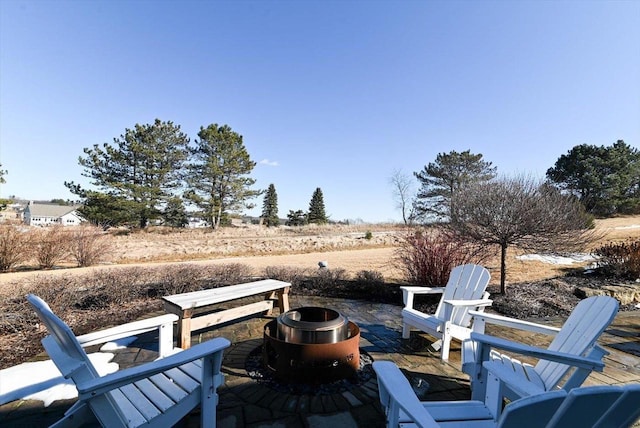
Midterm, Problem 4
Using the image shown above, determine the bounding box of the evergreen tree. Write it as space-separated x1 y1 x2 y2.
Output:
308 187 328 224
184 124 261 229
547 140 640 216
286 209 307 226
163 196 189 228
261 184 279 227
414 150 496 221
0 164 7 211
66 119 189 228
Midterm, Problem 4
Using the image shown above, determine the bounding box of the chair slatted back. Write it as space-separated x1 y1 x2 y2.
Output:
546 385 625 428
27 294 131 425
536 296 618 389
435 264 491 327
498 389 567 428
594 383 640 428
27 294 101 382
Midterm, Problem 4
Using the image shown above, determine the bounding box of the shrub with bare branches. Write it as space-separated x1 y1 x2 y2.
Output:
263 265 310 287
593 240 640 279
0 224 33 272
68 225 114 267
33 225 69 269
394 228 485 285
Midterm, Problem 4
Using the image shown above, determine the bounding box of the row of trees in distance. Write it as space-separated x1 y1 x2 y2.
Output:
58 119 327 229
260 184 328 227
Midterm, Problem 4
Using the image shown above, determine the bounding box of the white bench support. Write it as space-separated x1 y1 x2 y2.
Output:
162 279 291 349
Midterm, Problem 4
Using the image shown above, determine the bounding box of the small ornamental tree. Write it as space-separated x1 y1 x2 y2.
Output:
261 184 279 227
308 187 328 224
448 175 598 294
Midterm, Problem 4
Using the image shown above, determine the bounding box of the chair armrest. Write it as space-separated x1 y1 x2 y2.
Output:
372 361 440 428
76 314 179 348
443 299 492 308
401 286 445 308
76 337 231 398
471 333 605 371
468 311 561 336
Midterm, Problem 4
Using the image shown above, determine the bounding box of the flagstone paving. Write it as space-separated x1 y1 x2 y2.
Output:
1 296 638 427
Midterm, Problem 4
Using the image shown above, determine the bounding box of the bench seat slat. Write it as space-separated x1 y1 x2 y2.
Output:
163 279 290 309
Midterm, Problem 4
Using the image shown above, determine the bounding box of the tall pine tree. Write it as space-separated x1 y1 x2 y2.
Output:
261 184 279 227
184 124 261 229
414 150 496 222
308 187 328 224
66 119 189 228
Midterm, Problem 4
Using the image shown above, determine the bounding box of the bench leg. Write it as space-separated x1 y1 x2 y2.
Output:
178 316 192 349
278 287 290 313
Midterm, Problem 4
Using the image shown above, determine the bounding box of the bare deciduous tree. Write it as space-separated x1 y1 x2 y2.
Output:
389 169 417 225
447 175 599 294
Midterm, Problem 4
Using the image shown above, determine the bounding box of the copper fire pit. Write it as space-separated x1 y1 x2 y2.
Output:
263 307 360 383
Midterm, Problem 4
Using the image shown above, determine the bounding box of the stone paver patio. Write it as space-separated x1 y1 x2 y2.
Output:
1 295 639 427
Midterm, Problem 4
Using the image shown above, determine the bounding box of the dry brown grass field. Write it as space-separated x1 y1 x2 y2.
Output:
3 216 640 288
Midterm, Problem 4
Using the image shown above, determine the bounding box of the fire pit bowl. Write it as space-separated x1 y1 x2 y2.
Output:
277 307 349 344
263 307 361 383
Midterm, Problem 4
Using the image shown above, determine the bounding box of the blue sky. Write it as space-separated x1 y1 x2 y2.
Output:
1 0 638 223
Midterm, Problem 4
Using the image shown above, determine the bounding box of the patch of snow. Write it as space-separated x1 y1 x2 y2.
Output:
614 224 640 230
0 336 137 407
517 253 598 265
0 352 117 407
99 335 137 351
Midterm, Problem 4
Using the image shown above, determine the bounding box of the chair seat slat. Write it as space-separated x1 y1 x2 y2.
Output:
179 360 202 382
105 389 148 427
119 383 162 421
149 373 190 403
164 366 200 392
132 378 176 412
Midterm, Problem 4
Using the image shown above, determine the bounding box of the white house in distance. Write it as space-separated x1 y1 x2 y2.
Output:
23 201 84 226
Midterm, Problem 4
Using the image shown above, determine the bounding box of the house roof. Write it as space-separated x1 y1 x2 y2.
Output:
27 203 80 218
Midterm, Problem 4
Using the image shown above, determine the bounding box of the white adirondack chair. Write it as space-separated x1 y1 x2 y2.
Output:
373 360 640 428
462 295 619 417
401 264 492 361
27 294 231 428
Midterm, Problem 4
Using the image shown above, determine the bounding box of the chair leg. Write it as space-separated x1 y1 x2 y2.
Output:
50 402 94 428
485 372 504 420
201 357 217 428
402 323 411 339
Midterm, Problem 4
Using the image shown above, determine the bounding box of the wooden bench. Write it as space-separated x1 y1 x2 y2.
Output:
162 279 291 349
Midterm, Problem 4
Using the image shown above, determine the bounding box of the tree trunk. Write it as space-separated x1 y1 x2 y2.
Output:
500 243 507 295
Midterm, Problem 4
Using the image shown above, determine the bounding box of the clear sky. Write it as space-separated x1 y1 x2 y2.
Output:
1 0 638 223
